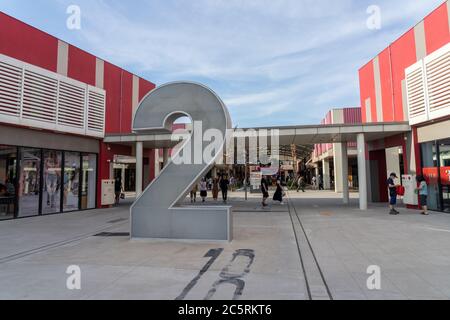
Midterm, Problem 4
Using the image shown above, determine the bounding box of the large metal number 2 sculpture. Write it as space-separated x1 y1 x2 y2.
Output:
131 82 233 241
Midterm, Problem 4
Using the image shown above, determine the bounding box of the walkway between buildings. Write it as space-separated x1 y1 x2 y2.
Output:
1 191 449 299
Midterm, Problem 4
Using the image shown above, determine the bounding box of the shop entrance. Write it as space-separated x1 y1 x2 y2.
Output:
113 155 136 195
1 145 97 220
0 145 17 220
368 145 405 203
422 139 450 213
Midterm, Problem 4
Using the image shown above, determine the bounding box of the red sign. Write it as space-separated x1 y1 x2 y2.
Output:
440 167 450 185
423 167 439 184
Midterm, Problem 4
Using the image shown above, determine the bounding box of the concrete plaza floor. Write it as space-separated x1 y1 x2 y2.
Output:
1 191 450 300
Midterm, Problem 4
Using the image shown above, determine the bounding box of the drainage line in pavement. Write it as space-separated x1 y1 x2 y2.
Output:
286 192 334 300
0 221 129 264
286 198 313 300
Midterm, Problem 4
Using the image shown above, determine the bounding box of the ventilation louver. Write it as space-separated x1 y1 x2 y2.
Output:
0 54 105 137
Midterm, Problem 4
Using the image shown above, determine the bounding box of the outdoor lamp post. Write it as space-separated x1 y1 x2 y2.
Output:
244 150 248 201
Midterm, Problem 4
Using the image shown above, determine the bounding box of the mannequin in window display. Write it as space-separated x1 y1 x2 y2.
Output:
25 163 38 195
63 169 69 207
5 178 15 196
63 163 79 209
44 152 60 209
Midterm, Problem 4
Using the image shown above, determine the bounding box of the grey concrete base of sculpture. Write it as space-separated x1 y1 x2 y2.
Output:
130 82 233 241
131 206 233 241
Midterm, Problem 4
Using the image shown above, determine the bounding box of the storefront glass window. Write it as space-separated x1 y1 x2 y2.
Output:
439 139 450 213
0 146 17 220
18 148 41 217
421 142 440 211
81 154 96 210
42 150 62 215
63 152 80 212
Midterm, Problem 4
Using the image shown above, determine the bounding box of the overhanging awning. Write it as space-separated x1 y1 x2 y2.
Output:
103 122 411 149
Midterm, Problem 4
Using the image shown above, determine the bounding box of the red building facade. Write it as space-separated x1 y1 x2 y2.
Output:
358 1 450 210
0 12 157 219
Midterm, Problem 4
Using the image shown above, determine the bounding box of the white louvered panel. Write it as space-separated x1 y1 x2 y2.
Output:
405 62 427 125
0 53 105 138
425 43 450 121
57 80 86 133
86 87 105 137
0 61 22 118
22 69 58 124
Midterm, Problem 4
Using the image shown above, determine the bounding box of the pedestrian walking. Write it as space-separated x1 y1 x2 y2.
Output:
261 175 269 207
416 175 429 215
297 176 306 193
200 179 208 203
212 178 219 200
190 184 198 203
317 174 324 190
220 175 230 203
230 176 236 192
114 176 123 206
311 176 317 190
208 177 213 190
273 179 284 205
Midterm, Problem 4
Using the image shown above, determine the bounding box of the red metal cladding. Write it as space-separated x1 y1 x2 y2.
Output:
343 108 361 148
424 2 450 55
389 29 417 122
139 78 156 102
369 149 388 202
67 45 96 86
358 62 376 123
0 12 58 72
343 107 362 124
119 71 133 134
103 62 122 134
379 48 395 123
103 65 155 135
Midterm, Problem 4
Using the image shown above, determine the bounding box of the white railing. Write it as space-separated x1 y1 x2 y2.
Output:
0 53 105 138
406 42 450 126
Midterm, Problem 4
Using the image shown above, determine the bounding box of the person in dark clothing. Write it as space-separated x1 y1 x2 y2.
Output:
261 176 269 207
273 179 284 205
387 172 400 215
114 177 123 206
317 174 324 190
220 175 230 203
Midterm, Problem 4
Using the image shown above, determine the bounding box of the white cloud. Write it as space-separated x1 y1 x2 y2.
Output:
30 0 447 125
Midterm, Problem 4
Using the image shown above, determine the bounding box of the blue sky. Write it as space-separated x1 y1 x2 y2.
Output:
0 0 445 127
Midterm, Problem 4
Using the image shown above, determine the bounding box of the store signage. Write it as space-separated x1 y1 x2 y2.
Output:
250 171 262 189
440 167 450 185
101 179 115 206
401 175 418 206
261 167 279 176
114 155 137 164
423 167 439 184
423 167 450 185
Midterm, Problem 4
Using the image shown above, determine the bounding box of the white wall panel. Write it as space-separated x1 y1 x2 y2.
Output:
425 43 450 121
406 42 450 126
